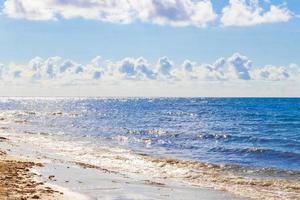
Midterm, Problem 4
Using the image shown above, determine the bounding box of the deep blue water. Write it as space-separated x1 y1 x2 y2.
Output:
1 98 300 171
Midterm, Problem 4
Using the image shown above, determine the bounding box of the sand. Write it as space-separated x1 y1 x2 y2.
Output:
0 149 62 200
0 136 89 200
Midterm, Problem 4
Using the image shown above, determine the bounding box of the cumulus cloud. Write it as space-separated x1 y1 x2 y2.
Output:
2 0 217 27
157 57 175 77
2 0 295 27
177 60 225 81
107 57 157 80
0 53 298 86
251 65 290 81
221 0 291 26
135 0 217 27
227 53 251 80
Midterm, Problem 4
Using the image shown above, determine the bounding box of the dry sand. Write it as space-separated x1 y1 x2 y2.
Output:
0 148 62 200
0 136 88 200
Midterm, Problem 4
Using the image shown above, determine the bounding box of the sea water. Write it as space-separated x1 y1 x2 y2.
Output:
0 97 299 199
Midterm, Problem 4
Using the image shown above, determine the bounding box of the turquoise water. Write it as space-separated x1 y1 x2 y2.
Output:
1 97 299 172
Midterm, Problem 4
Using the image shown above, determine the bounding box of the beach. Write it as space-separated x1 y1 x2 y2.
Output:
1 127 300 200
0 134 243 200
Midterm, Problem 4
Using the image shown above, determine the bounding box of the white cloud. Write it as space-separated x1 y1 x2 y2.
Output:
3 0 56 20
157 56 174 76
227 53 251 80
177 60 225 81
213 57 226 70
0 53 299 86
3 0 217 27
134 0 217 27
221 0 291 26
2 0 294 27
251 65 290 81
108 57 157 80
0 54 299 96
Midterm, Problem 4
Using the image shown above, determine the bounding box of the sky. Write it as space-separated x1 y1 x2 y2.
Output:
0 0 299 97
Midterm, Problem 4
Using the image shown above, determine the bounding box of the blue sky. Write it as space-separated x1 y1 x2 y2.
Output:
0 0 299 66
0 0 299 96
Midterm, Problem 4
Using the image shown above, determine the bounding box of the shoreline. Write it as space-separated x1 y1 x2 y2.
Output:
1 126 299 200
0 134 244 200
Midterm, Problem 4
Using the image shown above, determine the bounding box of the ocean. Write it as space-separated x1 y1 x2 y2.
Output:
0 97 299 199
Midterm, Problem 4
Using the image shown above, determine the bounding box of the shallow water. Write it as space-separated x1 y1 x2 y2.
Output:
0 97 300 199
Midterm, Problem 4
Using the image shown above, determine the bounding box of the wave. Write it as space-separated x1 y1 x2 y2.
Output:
209 146 300 161
0 110 82 117
3 131 299 200
196 133 300 149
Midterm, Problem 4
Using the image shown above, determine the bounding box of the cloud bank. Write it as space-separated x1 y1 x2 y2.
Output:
2 0 294 27
0 53 299 86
